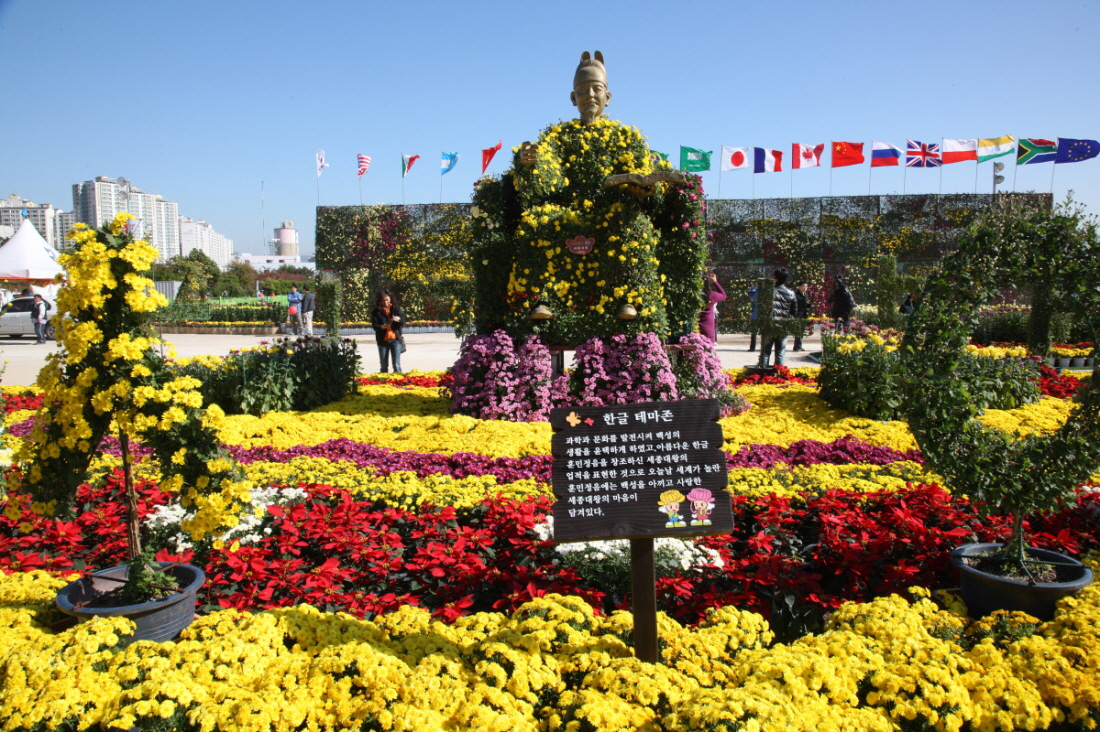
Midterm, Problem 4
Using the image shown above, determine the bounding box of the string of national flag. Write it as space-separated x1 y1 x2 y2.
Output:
686 136 1098 173
316 136 1098 180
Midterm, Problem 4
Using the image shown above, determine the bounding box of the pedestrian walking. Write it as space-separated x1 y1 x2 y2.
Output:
287 285 303 335
762 268 798 366
32 294 49 343
371 288 405 373
830 277 856 333
747 285 758 352
793 281 809 351
301 286 316 336
697 269 726 343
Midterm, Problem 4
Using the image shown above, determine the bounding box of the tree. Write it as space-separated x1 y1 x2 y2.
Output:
899 196 1100 571
226 260 259 294
214 273 246 297
186 248 222 284
175 259 212 302
277 263 314 277
15 214 248 601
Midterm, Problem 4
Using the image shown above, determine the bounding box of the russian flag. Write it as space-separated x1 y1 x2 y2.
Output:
871 141 902 167
754 147 783 173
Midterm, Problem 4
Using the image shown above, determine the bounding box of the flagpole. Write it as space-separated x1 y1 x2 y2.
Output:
974 160 979 194
1012 136 1019 192
829 165 833 197
938 138 944 195
718 169 722 200
316 174 320 207
440 151 444 204
790 163 794 201
358 175 364 207
867 160 872 196
1050 162 1056 194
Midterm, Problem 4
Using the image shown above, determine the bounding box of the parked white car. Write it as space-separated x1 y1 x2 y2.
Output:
0 296 57 340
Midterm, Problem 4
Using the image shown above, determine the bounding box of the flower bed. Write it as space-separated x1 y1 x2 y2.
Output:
3 372 1100 731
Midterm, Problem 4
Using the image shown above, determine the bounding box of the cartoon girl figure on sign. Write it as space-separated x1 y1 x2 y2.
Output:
658 490 687 528
686 488 715 526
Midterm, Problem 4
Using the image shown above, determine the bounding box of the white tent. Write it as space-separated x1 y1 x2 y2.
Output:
0 219 64 282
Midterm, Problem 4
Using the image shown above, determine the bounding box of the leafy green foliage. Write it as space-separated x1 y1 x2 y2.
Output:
820 338 1040 421
118 549 179 606
898 196 1100 564
173 336 360 416
315 275 342 336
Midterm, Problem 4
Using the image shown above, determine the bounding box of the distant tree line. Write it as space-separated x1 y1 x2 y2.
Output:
151 249 315 300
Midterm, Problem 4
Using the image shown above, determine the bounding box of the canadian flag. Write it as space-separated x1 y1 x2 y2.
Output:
792 143 825 169
721 145 751 171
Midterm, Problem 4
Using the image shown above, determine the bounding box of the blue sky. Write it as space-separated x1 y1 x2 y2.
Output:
2 0 1098 259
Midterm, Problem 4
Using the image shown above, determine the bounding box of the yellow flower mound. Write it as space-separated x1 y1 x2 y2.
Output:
728 384 919 452
977 396 1081 437
728 461 938 499
242 457 550 509
3 561 1100 732
219 398 552 457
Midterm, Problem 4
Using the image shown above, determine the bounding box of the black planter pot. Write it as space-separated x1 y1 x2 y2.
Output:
950 543 1093 621
56 562 205 645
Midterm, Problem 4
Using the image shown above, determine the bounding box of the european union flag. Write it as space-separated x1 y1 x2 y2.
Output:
1055 137 1100 164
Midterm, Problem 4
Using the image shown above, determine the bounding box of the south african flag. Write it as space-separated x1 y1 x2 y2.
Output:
1016 138 1058 165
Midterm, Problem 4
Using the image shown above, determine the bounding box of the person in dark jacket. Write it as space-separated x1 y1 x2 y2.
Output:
697 269 726 343
747 285 758 351
830 277 856 332
792 281 809 352
371 288 405 373
763 268 798 366
899 293 915 315
301 286 316 335
32 294 49 343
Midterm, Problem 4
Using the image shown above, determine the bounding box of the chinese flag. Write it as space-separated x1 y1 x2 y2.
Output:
482 140 503 174
831 141 865 168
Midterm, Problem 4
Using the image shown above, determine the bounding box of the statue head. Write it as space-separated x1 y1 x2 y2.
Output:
570 51 611 125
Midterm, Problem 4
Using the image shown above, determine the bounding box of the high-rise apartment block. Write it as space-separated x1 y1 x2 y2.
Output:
72 177 180 260
54 211 77 247
178 217 234 269
0 194 72 248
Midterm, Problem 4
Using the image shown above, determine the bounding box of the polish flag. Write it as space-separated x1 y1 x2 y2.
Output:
721 145 751 171
942 138 979 164
754 147 783 173
792 143 825 169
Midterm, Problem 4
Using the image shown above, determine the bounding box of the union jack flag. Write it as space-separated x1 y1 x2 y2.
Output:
357 154 371 177
906 140 941 168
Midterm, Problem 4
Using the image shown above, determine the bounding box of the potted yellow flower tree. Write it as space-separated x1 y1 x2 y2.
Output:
899 197 1100 620
11 214 252 643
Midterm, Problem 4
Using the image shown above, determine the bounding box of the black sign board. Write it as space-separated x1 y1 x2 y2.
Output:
550 398 733 543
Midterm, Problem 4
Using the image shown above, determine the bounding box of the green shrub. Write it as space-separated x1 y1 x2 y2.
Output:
173 336 360 415
315 276 343 336
819 335 1040 421
970 308 1074 346
156 301 287 324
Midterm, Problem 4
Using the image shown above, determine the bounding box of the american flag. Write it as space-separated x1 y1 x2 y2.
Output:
906 140 942 168
357 154 372 177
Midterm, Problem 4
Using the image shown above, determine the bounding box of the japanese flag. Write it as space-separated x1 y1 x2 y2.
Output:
792 143 825 169
721 146 751 171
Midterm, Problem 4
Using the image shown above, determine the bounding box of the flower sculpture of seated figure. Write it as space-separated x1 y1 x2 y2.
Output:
468 51 708 345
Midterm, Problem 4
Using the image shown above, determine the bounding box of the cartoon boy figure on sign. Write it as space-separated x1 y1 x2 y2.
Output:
685 488 715 526
658 490 687 528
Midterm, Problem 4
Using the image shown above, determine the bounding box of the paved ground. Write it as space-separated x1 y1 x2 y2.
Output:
0 331 824 386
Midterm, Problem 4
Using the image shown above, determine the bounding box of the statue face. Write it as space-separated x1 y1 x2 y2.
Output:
571 65 611 124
